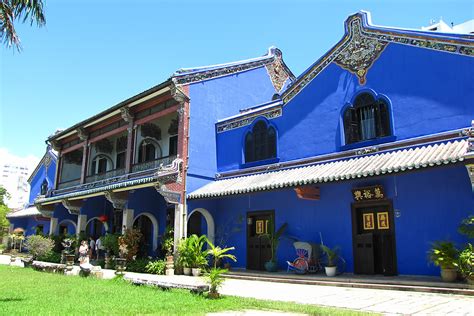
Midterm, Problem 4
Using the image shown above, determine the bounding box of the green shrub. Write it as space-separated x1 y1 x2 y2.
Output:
25 235 55 260
458 243 474 278
145 259 166 275
126 258 151 273
428 241 459 269
38 251 61 263
101 234 120 256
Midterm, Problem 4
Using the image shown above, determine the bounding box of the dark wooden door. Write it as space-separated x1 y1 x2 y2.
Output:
354 233 375 274
247 212 273 271
352 202 397 276
187 212 202 236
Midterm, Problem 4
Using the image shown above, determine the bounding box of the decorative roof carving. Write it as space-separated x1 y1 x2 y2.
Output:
173 47 295 86
334 19 388 85
120 107 133 123
216 107 282 133
76 127 88 141
104 191 129 209
282 11 474 103
61 199 82 215
265 53 291 92
170 85 189 103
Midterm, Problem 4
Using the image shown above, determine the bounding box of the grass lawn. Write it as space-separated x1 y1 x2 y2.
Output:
0 265 366 315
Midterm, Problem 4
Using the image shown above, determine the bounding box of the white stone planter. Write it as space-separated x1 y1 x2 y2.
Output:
192 268 201 276
325 266 337 277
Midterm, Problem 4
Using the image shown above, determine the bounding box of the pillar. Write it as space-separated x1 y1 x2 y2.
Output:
49 217 58 236
173 203 184 253
77 214 87 237
122 208 134 233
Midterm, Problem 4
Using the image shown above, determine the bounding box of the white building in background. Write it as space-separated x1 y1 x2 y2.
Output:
0 149 39 210
421 18 474 34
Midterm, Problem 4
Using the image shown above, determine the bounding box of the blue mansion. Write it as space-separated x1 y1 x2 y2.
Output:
12 11 473 276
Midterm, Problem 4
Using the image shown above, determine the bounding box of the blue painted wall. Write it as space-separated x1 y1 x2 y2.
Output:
9 217 50 236
187 67 279 193
216 44 474 172
28 152 57 205
188 164 473 275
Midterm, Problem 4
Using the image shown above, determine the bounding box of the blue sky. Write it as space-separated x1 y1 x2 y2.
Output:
1 0 473 160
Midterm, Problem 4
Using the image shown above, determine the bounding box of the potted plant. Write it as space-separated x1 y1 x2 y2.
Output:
162 226 175 275
458 243 474 284
116 229 142 275
428 241 459 282
178 238 192 275
101 233 119 269
206 239 237 298
320 244 339 277
61 238 75 270
260 222 287 272
187 234 209 276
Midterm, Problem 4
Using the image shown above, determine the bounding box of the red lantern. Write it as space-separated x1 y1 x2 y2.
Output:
98 215 108 222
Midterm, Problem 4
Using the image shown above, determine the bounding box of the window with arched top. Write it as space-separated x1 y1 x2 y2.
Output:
343 93 391 145
245 120 277 163
138 139 162 163
90 154 113 175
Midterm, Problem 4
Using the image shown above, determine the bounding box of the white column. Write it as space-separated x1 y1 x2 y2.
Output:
49 217 58 236
122 209 134 233
76 214 87 237
173 203 183 253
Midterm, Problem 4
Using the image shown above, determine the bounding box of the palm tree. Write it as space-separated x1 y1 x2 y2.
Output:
1 0 46 50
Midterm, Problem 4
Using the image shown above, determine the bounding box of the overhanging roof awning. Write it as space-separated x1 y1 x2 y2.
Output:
36 175 157 205
188 139 468 200
7 206 41 218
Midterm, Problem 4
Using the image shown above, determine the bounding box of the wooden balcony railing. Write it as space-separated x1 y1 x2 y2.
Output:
85 168 126 183
131 155 176 173
57 178 81 190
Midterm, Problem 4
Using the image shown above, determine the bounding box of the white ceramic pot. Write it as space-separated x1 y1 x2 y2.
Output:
192 268 201 276
183 267 192 276
325 266 337 277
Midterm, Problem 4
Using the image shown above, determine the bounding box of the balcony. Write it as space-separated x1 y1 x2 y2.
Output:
131 156 176 173
57 178 81 190
85 168 126 183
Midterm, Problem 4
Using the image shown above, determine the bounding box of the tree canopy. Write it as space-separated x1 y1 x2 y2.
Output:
0 186 10 235
0 0 46 50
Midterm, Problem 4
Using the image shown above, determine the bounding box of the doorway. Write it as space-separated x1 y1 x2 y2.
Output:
351 201 397 275
133 215 153 257
246 211 274 271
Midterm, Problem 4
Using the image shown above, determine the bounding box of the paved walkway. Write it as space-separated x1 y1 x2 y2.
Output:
220 278 474 315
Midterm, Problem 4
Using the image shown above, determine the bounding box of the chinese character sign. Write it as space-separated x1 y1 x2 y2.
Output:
352 185 385 201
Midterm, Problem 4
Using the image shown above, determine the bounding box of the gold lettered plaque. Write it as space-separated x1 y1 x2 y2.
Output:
352 185 385 201
363 213 375 230
377 212 390 229
256 220 264 234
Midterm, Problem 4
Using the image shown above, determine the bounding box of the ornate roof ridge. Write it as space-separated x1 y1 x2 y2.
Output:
27 148 57 184
281 11 474 104
172 47 295 86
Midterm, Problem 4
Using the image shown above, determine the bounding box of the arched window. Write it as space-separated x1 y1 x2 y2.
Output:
343 93 391 145
90 155 113 175
138 139 162 163
245 121 277 163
